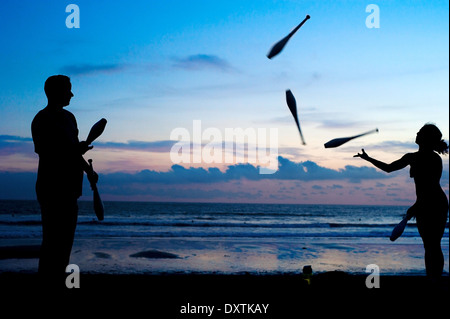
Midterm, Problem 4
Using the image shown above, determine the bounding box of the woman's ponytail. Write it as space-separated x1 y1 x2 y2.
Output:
435 139 449 155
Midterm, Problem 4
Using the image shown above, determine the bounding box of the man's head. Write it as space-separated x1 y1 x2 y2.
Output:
44 75 73 107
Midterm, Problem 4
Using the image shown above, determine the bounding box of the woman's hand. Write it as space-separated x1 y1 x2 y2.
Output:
405 204 417 220
353 149 369 160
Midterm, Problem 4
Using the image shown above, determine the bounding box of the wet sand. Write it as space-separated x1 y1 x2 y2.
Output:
2 237 447 276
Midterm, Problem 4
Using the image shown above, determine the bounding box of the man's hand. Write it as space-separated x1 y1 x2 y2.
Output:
87 170 99 186
79 141 94 155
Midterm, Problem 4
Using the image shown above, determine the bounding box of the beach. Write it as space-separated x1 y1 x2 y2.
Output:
1 238 449 302
1 200 448 276
1 268 449 316
1 237 446 275
1 201 448 315
1 240 449 317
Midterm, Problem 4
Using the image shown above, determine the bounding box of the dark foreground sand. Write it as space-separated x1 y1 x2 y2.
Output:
1 244 449 316
1 271 448 316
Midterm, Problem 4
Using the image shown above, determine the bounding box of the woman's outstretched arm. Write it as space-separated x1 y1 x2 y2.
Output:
354 149 410 173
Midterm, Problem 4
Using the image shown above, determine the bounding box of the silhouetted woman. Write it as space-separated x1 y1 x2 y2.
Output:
354 124 448 283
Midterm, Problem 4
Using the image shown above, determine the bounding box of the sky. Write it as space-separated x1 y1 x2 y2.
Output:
0 0 448 205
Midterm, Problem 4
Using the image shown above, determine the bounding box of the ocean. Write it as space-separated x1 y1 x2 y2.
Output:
0 200 448 275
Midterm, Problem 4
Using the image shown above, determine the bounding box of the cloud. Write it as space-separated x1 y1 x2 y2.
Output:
0 135 32 143
1 155 442 202
0 136 179 154
60 63 127 76
97 156 393 189
0 135 34 155
95 140 177 153
274 157 391 183
316 120 365 130
0 136 412 186
172 54 234 72
321 139 419 155
100 184 262 201
366 140 417 152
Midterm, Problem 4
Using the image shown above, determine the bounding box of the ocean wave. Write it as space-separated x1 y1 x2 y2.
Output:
0 218 430 229
1 201 445 241
0 230 421 239
1 221 447 239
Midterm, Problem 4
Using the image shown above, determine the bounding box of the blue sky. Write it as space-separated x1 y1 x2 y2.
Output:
0 0 448 204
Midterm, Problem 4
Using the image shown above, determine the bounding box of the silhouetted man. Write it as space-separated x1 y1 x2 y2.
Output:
32 75 97 287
